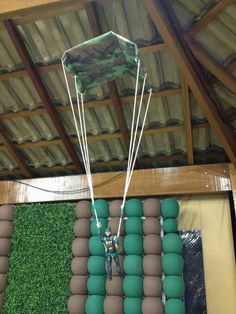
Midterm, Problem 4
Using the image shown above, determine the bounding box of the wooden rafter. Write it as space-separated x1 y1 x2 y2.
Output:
0 152 228 179
3 19 84 173
0 122 32 177
145 0 236 167
0 88 181 121
181 76 194 164
85 2 130 152
0 43 166 82
185 37 236 95
0 121 210 152
186 0 234 37
0 0 102 20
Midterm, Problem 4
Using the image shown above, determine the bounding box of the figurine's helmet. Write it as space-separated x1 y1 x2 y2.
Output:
105 226 111 234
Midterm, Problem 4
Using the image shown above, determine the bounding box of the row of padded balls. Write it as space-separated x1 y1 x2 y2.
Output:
0 205 15 312
122 198 163 314
68 198 166 314
161 199 185 314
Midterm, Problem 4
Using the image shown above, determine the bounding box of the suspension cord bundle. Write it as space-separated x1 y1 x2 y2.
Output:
116 60 152 237
62 57 152 237
62 61 99 225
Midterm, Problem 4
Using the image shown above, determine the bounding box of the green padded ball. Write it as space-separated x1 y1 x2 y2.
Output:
89 236 105 256
124 297 142 314
165 299 185 314
90 218 107 236
125 199 143 217
123 276 143 298
85 295 104 314
124 234 143 255
162 253 184 275
125 217 143 235
163 219 178 233
163 276 185 298
161 198 179 218
87 275 106 295
124 255 143 275
162 233 183 254
87 256 105 275
92 199 109 218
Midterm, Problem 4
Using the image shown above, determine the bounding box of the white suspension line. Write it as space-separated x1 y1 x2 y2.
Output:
74 78 96 210
62 61 89 179
125 73 147 191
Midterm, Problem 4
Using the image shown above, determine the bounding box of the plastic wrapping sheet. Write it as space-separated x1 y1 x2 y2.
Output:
180 230 207 314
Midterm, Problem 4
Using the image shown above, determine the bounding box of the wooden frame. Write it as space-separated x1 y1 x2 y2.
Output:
0 163 231 204
4 19 84 174
145 0 236 167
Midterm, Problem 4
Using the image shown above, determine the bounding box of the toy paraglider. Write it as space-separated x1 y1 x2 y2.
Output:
61 31 152 244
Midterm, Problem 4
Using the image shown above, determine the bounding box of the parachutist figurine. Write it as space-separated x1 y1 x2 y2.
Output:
97 222 123 280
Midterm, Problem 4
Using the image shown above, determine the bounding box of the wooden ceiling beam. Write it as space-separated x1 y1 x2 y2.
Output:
3 19 84 173
145 0 236 167
181 76 194 164
0 152 228 179
0 122 32 177
0 88 181 121
0 43 167 82
0 121 210 152
186 0 234 37
185 37 236 95
0 0 102 20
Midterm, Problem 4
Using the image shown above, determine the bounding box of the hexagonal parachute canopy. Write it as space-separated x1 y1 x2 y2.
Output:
61 32 152 237
61 31 140 94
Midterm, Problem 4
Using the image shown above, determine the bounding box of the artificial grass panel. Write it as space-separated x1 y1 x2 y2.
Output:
3 203 76 314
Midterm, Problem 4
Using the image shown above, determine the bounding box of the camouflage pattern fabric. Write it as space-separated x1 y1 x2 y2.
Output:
62 31 141 94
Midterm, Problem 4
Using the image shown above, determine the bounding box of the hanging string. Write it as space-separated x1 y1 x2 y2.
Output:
112 0 115 32
62 60 98 224
117 64 152 237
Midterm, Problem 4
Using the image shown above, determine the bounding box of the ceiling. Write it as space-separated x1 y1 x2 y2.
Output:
0 0 235 180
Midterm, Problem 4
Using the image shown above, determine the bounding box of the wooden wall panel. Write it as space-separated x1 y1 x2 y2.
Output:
0 163 231 204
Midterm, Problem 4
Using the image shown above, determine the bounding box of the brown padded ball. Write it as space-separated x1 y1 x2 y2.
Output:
0 274 6 293
106 276 123 296
109 218 125 236
104 296 123 314
143 255 162 276
75 201 91 219
0 205 15 221
70 275 87 295
112 255 124 276
109 200 123 217
144 235 161 254
143 276 162 297
143 218 161 235
142 297 163 314
0 257 9 274
72 238 89 257
0 239 11 256
143 199 160 217
71 257 88 275
68 295 87 314
0 221 13 238
73 219 90 238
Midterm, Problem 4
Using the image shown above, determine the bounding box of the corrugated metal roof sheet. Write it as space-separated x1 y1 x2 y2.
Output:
0 0 232 176
169 0 219 30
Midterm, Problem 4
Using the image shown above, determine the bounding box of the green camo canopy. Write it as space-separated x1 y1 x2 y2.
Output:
62 31 140 94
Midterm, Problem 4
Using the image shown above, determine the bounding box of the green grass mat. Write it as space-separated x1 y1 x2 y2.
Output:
3 203 75 314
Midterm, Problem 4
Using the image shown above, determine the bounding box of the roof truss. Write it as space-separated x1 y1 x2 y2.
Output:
145 0 236 167
3 19 84 174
